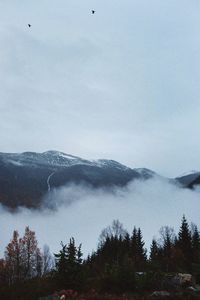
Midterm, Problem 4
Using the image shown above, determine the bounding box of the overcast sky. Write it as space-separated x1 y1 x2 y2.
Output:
0 0 200 177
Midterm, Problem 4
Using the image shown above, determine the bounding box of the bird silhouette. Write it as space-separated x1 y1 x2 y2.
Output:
28 24 31 27
92 10 95 14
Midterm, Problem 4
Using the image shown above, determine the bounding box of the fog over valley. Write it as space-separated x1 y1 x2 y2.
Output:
1 177 200 257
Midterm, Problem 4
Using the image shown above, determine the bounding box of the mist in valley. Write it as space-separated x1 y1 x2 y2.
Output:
1 178 200 258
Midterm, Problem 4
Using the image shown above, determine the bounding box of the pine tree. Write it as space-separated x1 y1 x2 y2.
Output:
137 228 147 262
66 238 77 267
178 215 192 270
159 226 175 272
136 228 147 270
130 227 146 270
77 244 83 265
191 224 200 263
54 238 83 288
54 242 68 276
123 232 131 261
150 239 159 262
130 227 137 267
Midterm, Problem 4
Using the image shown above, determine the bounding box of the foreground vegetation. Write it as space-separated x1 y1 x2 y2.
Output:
0 216 200 299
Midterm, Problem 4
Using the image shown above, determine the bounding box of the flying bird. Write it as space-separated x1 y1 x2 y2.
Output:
28 24 31 27
92 10 95 14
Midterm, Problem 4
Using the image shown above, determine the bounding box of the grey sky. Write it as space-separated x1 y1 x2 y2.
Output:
0 0 200 177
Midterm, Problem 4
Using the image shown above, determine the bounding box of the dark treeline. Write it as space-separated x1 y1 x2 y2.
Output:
0 216 200 299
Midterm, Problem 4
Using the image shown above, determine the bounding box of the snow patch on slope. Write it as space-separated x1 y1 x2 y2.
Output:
7 160 24 166
177 170 200 177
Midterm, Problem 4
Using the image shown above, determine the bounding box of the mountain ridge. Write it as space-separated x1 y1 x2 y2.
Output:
0 150 199 210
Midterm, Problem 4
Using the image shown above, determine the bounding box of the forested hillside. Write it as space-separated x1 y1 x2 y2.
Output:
0 216 200 299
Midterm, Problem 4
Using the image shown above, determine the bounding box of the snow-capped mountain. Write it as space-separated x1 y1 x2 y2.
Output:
0 151 156 209
0 151 199 210
1 151 131 170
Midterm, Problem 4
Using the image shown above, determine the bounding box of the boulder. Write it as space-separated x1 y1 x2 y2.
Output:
150 291 170 297
173 273 193 286
187 285 200 293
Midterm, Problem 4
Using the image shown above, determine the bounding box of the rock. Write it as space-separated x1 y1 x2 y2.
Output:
187 285 200 293
188 286 196 292
173 273 193 286
150 291 170 297
136 272 146 276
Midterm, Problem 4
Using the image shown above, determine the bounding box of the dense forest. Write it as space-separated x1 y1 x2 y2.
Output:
0 216 200 300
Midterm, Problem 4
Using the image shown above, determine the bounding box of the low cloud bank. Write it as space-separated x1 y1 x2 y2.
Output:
1 178 200 257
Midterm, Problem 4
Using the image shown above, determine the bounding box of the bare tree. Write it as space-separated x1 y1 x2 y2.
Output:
159 226 175 246
98 219 127 245
42 245 54 275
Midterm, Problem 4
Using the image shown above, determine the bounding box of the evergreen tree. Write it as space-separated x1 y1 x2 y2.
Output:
77 244 83 265
54 242 68 286
150 239 159 262
54 238 83 289
191 224 200 263
159 226 175 272
66 238 77 268
124 232 130 251
130 227 137 267
136 228 147 264
130 227 146 270
178 215 192 270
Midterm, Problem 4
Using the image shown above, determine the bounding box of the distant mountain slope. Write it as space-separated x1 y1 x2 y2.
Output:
175 171 200 188
0 151 199 210
0 151 156 209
